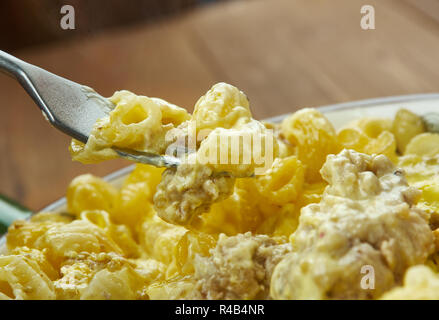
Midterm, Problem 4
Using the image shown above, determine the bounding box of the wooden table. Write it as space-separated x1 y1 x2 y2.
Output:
1 0 439 210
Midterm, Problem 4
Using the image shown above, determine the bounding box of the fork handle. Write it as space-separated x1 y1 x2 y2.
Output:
0 50 28 80
0 51 58 126
0 50 42 107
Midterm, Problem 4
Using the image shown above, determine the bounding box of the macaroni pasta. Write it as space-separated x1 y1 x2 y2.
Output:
2 84 439 300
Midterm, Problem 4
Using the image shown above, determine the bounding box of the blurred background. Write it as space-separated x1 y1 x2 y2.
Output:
1 0 439 210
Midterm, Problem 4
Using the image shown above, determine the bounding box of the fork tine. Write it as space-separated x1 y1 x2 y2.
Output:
114 148 181 168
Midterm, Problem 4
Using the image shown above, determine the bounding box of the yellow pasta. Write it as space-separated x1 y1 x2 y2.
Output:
67 174 117 217
405 133 439 157
195 156 305 237
9 247 58 280
381 265 439 300
138 215 187 265
338 128 397 163
6 214 69 253
192 82 251 132
147 278 201 300
36 220 123 267
70 90 189 163
151 84 278 226
337 127 371 151
123 163 164 189
281 108 339 182
346 117 392 138
80 267 146 300
113 164 164 231
80 210 140 258
3 82 439 300
113 182 155 232
392 109 425 154
0 254 55 300
398 155 439 217
166 230 216 278
254 156 305 206
363 130 398 163
54 252 151 300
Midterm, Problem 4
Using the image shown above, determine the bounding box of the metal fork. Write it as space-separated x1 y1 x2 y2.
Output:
0 50 180 168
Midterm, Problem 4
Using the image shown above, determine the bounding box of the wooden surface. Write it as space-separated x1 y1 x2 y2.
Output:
0 0 199 51
2 0 439 210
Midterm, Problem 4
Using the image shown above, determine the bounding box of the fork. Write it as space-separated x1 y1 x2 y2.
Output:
0 50 181 168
